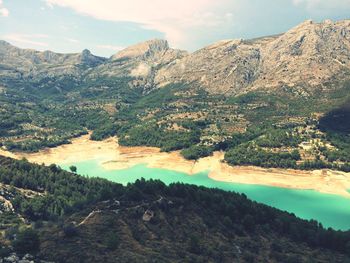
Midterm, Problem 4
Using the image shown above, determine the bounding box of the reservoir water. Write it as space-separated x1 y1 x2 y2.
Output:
62 159 350 231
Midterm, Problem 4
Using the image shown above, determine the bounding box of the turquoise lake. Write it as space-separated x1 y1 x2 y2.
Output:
62 159 350 231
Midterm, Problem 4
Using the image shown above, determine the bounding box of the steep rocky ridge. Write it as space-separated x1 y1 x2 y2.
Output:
258 19 350 90
155 19 350 95
154 38 268 94
1 19 350 95
88 39 187 93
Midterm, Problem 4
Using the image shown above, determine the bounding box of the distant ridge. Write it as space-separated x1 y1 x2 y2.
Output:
1 19 350 95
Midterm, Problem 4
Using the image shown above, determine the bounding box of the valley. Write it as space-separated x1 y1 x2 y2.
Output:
1 18 350 262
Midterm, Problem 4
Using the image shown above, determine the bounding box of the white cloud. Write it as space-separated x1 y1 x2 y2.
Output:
0 0 8 17
96 44 125 52
40 0 350 52
3 34 49 47
44 0 236 48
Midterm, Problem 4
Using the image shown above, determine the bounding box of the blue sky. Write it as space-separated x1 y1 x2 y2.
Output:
0 0 349 57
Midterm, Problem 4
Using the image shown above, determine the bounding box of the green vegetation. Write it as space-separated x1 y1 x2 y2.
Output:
181 145 213 160
255 128 302 148
319 101 350 164
12 228 40 255
319 100 350 134
0 157 123 220
118 124 200 152
0 156 349 262
69 165 77 173
1 70 350 173
225 144 300 168
0 76 136 152
104 233 120 250
90 123 118 141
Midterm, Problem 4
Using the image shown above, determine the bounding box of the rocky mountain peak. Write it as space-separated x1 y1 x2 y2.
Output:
79 49 106 67
111 39 169 61
0 40 18 56
0 40 11 48
81 49 92 56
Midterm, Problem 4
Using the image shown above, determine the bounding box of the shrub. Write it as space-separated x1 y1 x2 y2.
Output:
63 224 78 238
105 233 120 250
12 228 40 255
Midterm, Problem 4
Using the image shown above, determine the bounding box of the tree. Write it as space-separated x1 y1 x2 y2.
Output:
12 228 40 255
181 145 213 160
105 233 120 250
63 224 78 238
69 165 77 173
188 235 201 254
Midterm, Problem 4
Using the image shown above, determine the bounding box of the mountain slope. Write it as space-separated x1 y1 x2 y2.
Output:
89 39 187 93
155 19 350 95
0 156 349 262
1 19 350 96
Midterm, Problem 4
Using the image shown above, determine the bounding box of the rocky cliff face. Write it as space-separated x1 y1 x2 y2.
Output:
258 19 350 91
1 19 350 95
89 39 187 92
154 38 266 94
111 39 170 61
155 19 350 95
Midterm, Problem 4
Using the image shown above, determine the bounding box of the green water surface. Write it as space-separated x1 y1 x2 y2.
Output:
62 159 350 231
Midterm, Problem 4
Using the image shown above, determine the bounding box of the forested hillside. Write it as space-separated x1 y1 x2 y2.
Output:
0 156 349 262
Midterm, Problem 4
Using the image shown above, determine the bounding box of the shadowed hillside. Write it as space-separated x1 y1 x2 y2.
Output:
319 101 350 134
0 156 349 262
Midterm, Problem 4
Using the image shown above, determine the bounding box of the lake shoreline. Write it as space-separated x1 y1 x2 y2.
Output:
1 134 350 198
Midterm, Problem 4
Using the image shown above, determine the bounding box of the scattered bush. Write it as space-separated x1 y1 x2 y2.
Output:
12 229 40 255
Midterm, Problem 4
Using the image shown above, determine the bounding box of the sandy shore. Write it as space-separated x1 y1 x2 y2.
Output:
1 134 350 197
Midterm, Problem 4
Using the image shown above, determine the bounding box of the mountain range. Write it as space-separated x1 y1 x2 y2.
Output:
1 19 350 96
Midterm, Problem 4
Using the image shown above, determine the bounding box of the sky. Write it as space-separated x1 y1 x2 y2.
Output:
0 0 350 57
